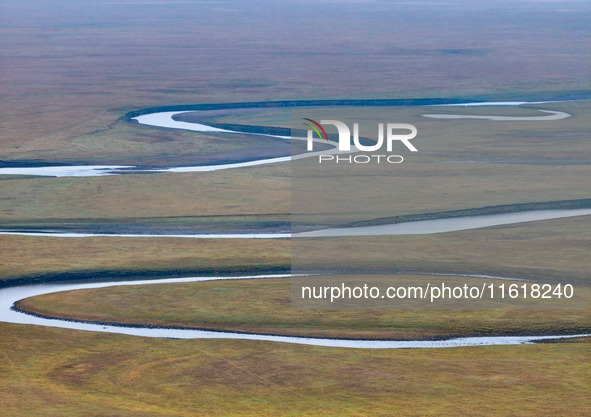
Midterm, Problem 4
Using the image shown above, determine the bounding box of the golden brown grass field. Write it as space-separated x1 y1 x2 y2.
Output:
1 0 590 416
18 275 591 340
1 322 588 417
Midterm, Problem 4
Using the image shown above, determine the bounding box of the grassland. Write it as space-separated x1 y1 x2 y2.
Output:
2 101 588 231
1 322 589 417
0 236 289 285
1 215 588 285
292 216 591 284
2 0 590 415
17 275 591 340
2 0 589 167
10 215 591 341
0 165 290 223
2 159 588 223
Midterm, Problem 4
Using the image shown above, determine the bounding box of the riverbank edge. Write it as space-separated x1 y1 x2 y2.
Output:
0 266 290 289
2 198 589 235
11 295 591 343
123 98 479 120
340 198 591 228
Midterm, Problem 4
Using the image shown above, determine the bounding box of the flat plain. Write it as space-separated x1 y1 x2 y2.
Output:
1 0 590 416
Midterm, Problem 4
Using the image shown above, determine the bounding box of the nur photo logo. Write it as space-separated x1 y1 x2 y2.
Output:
302 118 418 164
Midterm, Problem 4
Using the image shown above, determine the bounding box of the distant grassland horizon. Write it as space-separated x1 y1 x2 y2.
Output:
1 1 590 415
2 0 590 163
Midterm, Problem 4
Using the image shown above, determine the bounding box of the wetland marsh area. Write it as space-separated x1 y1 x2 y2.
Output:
1 0 589 416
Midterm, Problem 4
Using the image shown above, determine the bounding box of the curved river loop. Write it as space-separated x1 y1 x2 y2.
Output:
1 98 589 348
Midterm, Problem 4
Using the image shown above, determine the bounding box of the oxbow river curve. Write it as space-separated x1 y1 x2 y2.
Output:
1 98 589 348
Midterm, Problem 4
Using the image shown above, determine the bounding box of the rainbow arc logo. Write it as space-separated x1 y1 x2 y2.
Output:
302 118 417 153
302 118 329 142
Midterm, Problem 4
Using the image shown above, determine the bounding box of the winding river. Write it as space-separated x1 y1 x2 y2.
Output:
0 99 577 177
1 209 590 239
1 98 589 348
1 275 589 349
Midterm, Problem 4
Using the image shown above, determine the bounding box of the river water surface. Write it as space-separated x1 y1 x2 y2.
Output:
2 274 588 349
